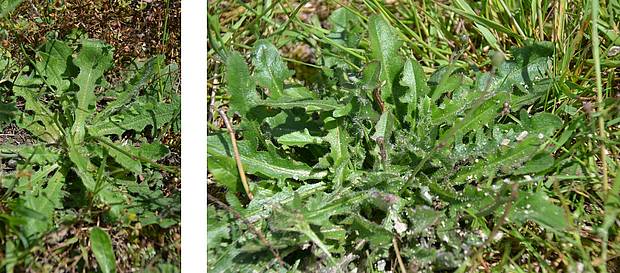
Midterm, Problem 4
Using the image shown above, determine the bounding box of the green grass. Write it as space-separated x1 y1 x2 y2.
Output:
208 0 620 272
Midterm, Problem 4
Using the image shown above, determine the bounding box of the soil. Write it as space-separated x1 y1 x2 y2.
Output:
1 0 180 78
0 123 35 145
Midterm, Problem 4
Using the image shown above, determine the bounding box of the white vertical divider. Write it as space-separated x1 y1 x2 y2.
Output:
181 0 208 271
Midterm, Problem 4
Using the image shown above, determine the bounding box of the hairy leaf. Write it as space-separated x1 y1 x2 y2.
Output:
244 182 328 222
258 97 341 112
486 42 554 94
368 15 403 106
208 134 328 181
0 144 61 164
88 100 179 137
35 39 73 94
350 214 392 249
277 128 324 147
207 155 240 191
371 110 394 142
327 7 363 48
431 87 484 126
0 0 23 18
13 76 62 143
510 191 567 231
453 135 540 182
71 39 113 143
106 141 170 175
67 143 97 191
513 152 554 175
93 56 163 123
252 40 292 98
20 166 65 237
226 51 259 116
399 58 428 125
439 92 508 144
90 227 117 273
0 102 16 123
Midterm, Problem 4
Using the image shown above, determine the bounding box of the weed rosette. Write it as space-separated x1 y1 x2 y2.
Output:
208 2 620 272
0 36 180 271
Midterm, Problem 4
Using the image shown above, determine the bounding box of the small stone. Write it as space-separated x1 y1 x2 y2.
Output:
608 46 620 57
492 231 504 241
394 218 408 235
516 131 529 141
377 260 386 271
